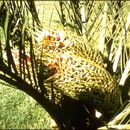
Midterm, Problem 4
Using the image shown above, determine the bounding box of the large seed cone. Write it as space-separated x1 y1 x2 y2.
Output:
36 30 121 117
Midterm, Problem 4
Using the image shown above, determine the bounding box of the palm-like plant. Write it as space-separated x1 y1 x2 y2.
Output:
0 1 130 130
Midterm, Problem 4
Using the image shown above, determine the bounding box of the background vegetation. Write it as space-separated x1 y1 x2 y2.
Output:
0 82 51 129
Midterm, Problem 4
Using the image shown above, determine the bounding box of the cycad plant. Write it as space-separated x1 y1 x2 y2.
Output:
0 0 130 130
